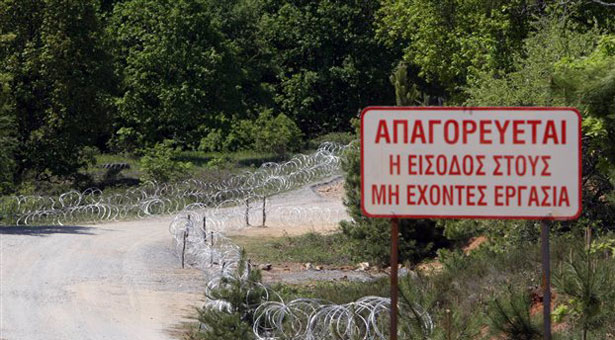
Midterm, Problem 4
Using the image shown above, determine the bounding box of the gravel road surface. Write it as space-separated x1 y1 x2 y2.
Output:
1 218 204 340
0 178 348 340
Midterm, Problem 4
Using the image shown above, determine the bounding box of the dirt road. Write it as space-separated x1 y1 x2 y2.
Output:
0 178 348 340
0 217 204 340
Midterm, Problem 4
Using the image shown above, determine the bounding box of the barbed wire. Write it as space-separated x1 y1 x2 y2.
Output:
163 142 431 339
0 142 349 226
0 140 423 339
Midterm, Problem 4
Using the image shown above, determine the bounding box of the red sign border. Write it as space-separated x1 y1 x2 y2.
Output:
360 106 582 221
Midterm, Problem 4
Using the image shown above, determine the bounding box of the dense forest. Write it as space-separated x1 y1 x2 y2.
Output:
1 0 615 197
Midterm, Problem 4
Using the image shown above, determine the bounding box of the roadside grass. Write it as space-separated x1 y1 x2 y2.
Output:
232 231 354 267
185 233 615 339
81 150 285 190
272 277 390 304
20 135 344 195
177 150 285 168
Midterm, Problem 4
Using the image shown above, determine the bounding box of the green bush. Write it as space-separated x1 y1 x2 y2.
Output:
199 129 226 153
194 251 265 340
554 243 615 340
223 119 257 152
487 287 542 340
253 110 302 155
139 140 192 183
340 141 448 265
199 110 302 154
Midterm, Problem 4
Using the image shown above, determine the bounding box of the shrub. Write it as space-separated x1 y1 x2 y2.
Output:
199 129 226 153
194 251 266 340
139 140 192 183
487 287 542 340
340 141 448 265
199 111 302 154
253 109 302 155
553 243 615 340
223 119 256 152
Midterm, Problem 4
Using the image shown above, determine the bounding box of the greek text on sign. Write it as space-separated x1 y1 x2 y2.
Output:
360 107 581 220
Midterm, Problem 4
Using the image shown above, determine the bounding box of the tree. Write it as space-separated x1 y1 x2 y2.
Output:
377 0 540 100
109 0 244 150
487 287 542 340
202 0 276 114
466 17 615 233
0 0 114 183
259 0 399 136
554 245 615 340
0 63 16 194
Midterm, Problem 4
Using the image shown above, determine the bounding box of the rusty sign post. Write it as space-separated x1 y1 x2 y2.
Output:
541 220 552 340
390 217 399 340
360 107 581 340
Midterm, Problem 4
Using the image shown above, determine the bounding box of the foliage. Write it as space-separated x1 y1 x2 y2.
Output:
553 244 615 339
109 0 243 149
191 312 253 340
398 272 483 340
139 140 192 183
199 129 227 153
201 0 275 113
199 109 302 155
389 62 436 106
3 0 615 197
340 142 448 265
466 17 600 107
590 233 615 258
195 250 265 340
259 0 399 136
376 0 537 99
486 287 542 340
465 17 615 236
0 0 114 184
252 110 302 155
440 219 484 244
222 119 258 152
0 67 16 194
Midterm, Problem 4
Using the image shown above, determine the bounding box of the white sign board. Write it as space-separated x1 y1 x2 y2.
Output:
360 107 581 220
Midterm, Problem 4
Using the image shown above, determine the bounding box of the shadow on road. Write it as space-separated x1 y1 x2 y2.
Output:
0 225 97 236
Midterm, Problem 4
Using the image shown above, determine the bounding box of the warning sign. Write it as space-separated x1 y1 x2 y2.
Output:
360 107 581 220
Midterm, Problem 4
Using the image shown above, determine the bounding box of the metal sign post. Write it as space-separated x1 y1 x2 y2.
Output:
390 218 399 340
541 220 551 340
